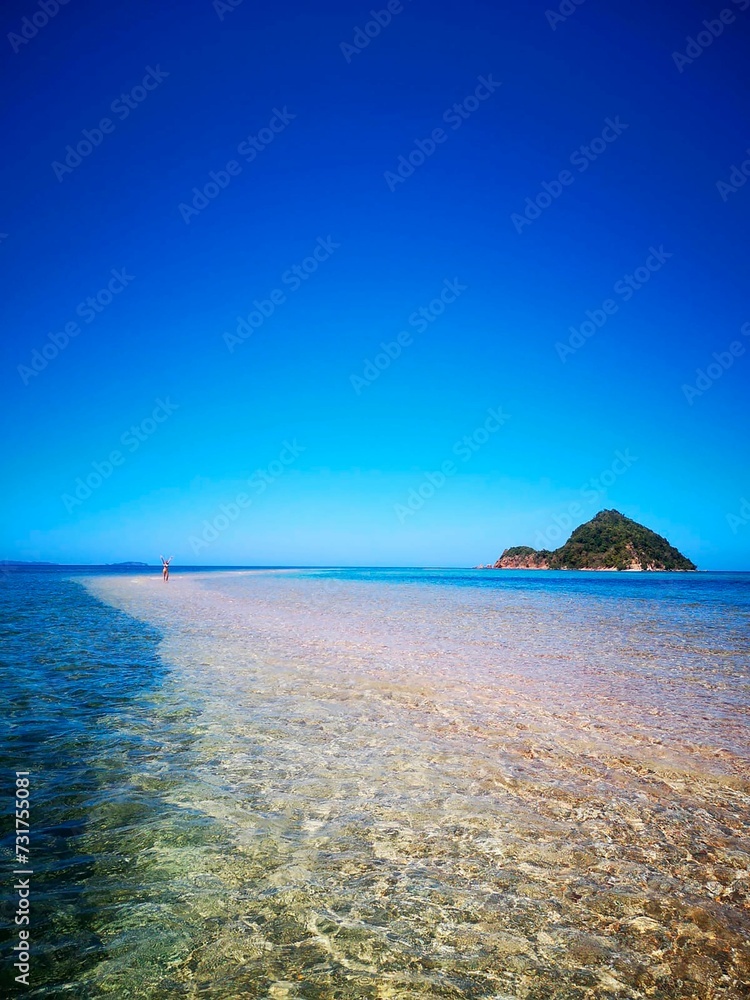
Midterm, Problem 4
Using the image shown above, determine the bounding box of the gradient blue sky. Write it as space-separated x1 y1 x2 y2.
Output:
2 0 749 568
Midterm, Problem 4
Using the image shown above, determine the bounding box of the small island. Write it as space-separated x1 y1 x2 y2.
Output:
490 509 697 571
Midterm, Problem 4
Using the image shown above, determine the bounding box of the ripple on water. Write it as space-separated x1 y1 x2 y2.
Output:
20 569 750 998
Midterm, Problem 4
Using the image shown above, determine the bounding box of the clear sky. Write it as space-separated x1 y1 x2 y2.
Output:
1 0 749 569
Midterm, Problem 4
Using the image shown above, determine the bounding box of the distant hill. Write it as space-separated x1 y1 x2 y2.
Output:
0 560 58 566
493 510 697 571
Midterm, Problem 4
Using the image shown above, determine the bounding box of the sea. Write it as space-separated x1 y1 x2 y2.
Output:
1 567 749 999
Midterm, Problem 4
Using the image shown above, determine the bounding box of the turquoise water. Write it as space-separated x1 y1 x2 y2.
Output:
1 568 749 998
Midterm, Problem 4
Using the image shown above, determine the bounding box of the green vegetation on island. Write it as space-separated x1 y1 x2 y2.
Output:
494 510 697 571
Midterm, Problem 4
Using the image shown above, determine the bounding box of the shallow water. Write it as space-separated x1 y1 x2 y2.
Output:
3 569 750 998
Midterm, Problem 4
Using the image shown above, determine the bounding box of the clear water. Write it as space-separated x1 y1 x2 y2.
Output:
2 568 749 998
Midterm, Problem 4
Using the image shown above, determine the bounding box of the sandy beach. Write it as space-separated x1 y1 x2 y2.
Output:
71 568 750 998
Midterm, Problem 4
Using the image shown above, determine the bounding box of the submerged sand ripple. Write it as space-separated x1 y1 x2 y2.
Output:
80 570 750 999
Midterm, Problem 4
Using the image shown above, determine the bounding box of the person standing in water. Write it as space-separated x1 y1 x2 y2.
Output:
160 556 172 582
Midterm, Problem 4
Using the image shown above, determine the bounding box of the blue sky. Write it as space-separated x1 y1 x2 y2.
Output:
1 0 749 568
